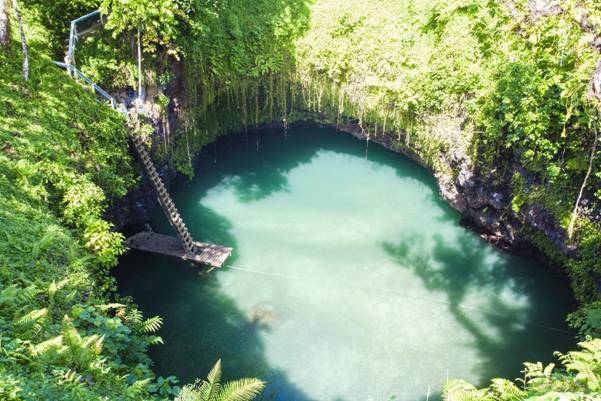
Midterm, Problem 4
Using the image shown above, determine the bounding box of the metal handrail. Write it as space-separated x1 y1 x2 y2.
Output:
56 10 130 121
53 61 129 120
67 10 100 66
54 61 114 105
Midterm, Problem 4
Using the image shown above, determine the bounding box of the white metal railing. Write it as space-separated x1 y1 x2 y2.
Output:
66 9 101 67
54 61 114 106
53 61 129 120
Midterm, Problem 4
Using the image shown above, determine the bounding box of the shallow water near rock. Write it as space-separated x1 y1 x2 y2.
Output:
115 126 576 401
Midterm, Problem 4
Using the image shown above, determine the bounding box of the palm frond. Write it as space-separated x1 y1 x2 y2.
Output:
216 378 265 401
199 360 223 401
175 360 263 401
207 360 222 388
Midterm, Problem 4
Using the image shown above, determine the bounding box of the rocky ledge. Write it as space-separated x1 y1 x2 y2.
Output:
110 114 588 267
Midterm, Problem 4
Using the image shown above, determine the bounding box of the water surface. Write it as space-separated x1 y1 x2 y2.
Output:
116 126 575 401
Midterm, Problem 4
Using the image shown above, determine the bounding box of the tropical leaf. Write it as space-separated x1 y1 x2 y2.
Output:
443 379 490 401
217 378 265 401
489 378 526 401
199 359 223 401
555 338 601 392
31 335 64 358
141 316 163 333
176 359 264 401
126 378 152 399
146 335 164 346
47 279 69 301
13 308 48 335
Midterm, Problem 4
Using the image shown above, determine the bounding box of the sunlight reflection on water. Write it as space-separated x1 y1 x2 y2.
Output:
116 127 575 401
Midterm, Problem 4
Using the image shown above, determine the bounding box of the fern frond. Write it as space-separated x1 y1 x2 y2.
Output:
31 335 63 358
141 316 163 333
81 334 104 357
556 338 601 392
124 309 143 326
217 378 265 401
489 378 526 401
523 361 556 390
0 285 20 307
95 303 126 311
48 279 69 300
146 335 164 346
126 378 151 399
443 379 487 401
52 367 83 388
14 308 48 335
17 284 41 304
62 319 83 348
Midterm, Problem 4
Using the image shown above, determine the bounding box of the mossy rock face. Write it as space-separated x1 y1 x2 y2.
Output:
247 301 282 328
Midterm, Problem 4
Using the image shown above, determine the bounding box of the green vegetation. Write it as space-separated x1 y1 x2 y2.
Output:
175 360 265 401
0 4 270 400
291 1 601 398
1 0 601 400
295 0 601 310
445 339 601 401
0 8 169 401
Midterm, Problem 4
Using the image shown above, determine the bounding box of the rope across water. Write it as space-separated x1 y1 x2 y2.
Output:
222 263 575 336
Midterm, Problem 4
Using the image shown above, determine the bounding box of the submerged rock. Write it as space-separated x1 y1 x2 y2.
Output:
248 302 282 328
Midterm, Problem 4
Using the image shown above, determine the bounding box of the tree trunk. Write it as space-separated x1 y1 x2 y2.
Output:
11 0 27 80
0 0 9 47
568 121 599 240
137 25 142 102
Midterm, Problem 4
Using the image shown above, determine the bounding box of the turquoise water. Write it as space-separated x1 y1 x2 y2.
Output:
115 126 576 401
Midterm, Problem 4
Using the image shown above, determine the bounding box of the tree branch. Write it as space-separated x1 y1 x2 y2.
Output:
568 120 599 240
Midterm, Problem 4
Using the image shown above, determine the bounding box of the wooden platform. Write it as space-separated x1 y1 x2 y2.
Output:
126 231 233 269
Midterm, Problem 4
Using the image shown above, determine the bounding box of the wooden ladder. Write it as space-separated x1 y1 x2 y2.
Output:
130 134 198 256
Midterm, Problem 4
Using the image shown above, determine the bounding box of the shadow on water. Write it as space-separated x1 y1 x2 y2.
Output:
115 212 317 401
118 127 443 401
383 232 576 385
117 126 576 401
182 125 444 206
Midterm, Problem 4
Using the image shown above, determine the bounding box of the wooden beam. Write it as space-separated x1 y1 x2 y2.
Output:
126 231 233 269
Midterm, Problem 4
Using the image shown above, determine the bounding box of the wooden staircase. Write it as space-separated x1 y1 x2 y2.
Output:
128 134 233 268
130 134 197 256
54 11 232 269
